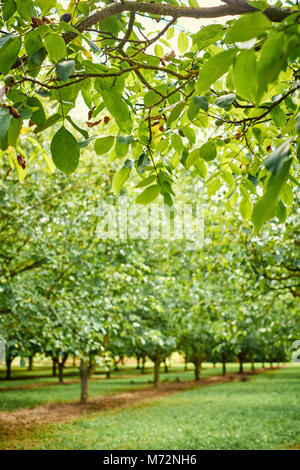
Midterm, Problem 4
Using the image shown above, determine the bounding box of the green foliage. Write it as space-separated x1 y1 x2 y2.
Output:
0 1 299 229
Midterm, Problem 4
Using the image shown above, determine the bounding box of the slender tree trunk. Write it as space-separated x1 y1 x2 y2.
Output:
262 361 265 368
213 362 216 368
270 362 273 368
80 360 89 404
164 358 168 373
58 362 64 384
28 355 34 371
141 356 146 374
194 361 201 381
239 358 244 374
72 356 76 367
251 360 255 371
153 358 160 387
136 355 140 370
52 357 57 377
184 356 188 371
222 361 226 375
57 353 68 384
6 355 12 380
106 367 111 379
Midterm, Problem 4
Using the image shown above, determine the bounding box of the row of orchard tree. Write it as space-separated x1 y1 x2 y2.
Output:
1 158 299 403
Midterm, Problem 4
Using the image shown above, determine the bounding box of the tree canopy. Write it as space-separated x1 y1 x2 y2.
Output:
0 0 299 230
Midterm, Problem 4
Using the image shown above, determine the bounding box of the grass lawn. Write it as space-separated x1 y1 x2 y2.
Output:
0 363 245 411
1 365 299 450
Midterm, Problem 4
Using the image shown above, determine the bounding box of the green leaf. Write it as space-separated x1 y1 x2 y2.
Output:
166 102 185 128
247 1 269 11
233 49 257 102
256 33 286 104
215 94 236 109
94 136 115 155
44 33 67 63
101 91 133 133
51 126 79 174
3 0 16 21
36 0 57 15
193 96 209 112
0 37 21 75
193 24 224 49
7 117 22 146
171 134 183 154
200 141 217 162
84 36 101 54
136 184 160 204
225 12 271 43
56 60 75 82
178 32 189 54
264 140 291 175
16 0 35 20
154 44 164 58
195 49 237 93
112 167 131 194
270 106 286 128
0 108 12 140
186 148 200 169
252 158 292 231
275 199 287 223
135 175 156 188
27 97 46 126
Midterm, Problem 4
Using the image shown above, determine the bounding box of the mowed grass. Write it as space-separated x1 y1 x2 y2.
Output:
0 363 246 411
1 365 299 450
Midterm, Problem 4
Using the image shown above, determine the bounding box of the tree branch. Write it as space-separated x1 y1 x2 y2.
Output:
64 0 294 44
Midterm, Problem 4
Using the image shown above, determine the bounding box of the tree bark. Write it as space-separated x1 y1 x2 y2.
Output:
6 355 12 380
239 359 244 374
164 358 168 373
28 355 34 371
63 0 293 46
222 361 226 376
141 355 146 374
80 360 89 404
136 355 140 370
194 361 201 381
251 360 255 371
57 353 68 384
153 358 160 387
52 357 57 377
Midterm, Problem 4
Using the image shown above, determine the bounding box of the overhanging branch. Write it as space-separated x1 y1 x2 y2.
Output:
64 0 294 43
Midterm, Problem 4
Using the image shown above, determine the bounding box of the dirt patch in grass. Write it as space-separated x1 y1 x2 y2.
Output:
0 368 272 443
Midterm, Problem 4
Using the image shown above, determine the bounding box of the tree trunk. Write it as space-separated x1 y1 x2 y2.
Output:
141 356 146 374
72 356 76 367
251 360 255 371
58 362 64 383
106 367 111 379
164 358 168 373
136 355 140 370
6 355 12 380
57 353 68 384
270 362 273 368
239 358 244 374
80 360 89 404
153 358 160 387
213 362 216 368
194 361 201 381
52 357 57 377
222 361 226 375
262 361 265 368
28 355 34 371
184 356 188 371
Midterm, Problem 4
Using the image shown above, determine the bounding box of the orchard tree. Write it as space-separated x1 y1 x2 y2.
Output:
0 0 299 231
